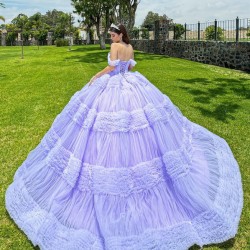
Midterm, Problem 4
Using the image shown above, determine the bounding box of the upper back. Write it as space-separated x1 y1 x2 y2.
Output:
110 43 134 62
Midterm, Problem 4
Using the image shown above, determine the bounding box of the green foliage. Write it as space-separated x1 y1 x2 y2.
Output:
140 27 149 39
22 30 31 42
32 29 48 43
247 32 250 37
71 0 117 49
73 29 81 44
130 27 140 39
205 25 224 41
3 10 77 45
55 38 69 47
5 24 18 45
89 29 94 42
141 11 173 31
42 11 75 42
173 24 185 40
6 32 17 45
12 14 29 30
71 0 140 48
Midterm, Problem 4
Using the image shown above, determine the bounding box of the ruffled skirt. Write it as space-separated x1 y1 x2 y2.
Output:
5 71 243 250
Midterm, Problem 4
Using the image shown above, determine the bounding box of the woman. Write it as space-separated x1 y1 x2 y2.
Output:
5 24 243 250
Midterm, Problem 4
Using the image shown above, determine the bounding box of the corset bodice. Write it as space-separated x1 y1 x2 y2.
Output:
107 53 137 76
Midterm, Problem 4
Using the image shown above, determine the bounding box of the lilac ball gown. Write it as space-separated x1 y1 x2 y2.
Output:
5 53 243 250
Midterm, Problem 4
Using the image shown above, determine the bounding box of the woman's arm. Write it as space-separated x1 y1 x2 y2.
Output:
88 43 119 85
128 51 136 71
89 65 115 83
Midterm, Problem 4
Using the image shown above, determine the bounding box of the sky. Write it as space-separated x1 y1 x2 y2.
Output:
0 0 249 26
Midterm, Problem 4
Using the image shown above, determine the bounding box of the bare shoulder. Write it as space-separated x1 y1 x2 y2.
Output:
111 42 119 48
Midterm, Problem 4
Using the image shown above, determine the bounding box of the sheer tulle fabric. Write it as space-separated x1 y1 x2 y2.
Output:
5 54 243 250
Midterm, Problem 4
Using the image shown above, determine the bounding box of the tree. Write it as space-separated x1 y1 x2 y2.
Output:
29 12 50 49
142 11 159 31
2 10 76 46
142 11 172 31
5 24 18 45
173 24 185 40
115 0 140 32
72 0 140 49
11 14 29 46
205 25 224 41
41 10 74 43
72 0 116 49
130 27 139 39
140 27 149 39
29 12 43 48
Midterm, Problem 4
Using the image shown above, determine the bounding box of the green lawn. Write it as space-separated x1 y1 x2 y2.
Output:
0 45 249 250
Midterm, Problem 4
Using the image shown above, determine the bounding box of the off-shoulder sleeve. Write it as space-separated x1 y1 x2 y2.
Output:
107 53 120 66
129 59 137 67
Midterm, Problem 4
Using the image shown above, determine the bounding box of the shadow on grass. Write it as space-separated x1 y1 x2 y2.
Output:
176 77 250 123
0 74 7 78
65 45 169 63
196 102 240 122
188 238 236 249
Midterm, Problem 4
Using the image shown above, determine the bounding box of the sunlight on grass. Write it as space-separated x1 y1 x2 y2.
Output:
0 45 249 250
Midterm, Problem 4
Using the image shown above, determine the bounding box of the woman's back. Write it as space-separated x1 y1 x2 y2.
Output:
111 42 134 61
108 43 136 76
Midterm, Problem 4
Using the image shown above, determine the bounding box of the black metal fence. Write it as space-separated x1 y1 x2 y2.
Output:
172 17 250 42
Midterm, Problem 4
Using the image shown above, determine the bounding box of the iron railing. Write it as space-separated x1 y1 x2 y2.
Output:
172 17 250 42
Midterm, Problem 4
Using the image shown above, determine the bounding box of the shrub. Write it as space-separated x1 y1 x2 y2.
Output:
173 24 185 40
205 25 224 41
55 38 69 47
140 27 150 39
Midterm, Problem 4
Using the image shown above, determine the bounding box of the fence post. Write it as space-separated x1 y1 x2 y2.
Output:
154 20 160 53
214 19 217 41
236 16 239 42
184 23 187 40
198 21 200 40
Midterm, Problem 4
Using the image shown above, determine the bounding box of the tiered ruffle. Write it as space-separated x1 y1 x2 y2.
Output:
5 71 243 250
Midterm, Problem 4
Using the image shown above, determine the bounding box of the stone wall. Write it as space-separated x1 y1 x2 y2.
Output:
130 40 250 72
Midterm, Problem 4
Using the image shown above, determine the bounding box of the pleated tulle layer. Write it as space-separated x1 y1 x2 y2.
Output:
5 71 243 250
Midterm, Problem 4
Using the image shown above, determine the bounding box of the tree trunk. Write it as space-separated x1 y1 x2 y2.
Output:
99 33 106 49
86 25 91 44
95 18 106 50
86 32 90 44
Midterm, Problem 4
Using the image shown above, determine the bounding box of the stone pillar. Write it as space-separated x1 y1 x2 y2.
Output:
1 30 7 46
47 32 53 46
154 20 170 54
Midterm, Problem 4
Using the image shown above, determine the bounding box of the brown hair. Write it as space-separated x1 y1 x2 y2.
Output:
109 24 130 44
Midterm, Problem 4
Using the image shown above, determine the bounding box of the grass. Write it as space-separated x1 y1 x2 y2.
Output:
0 45 249 250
